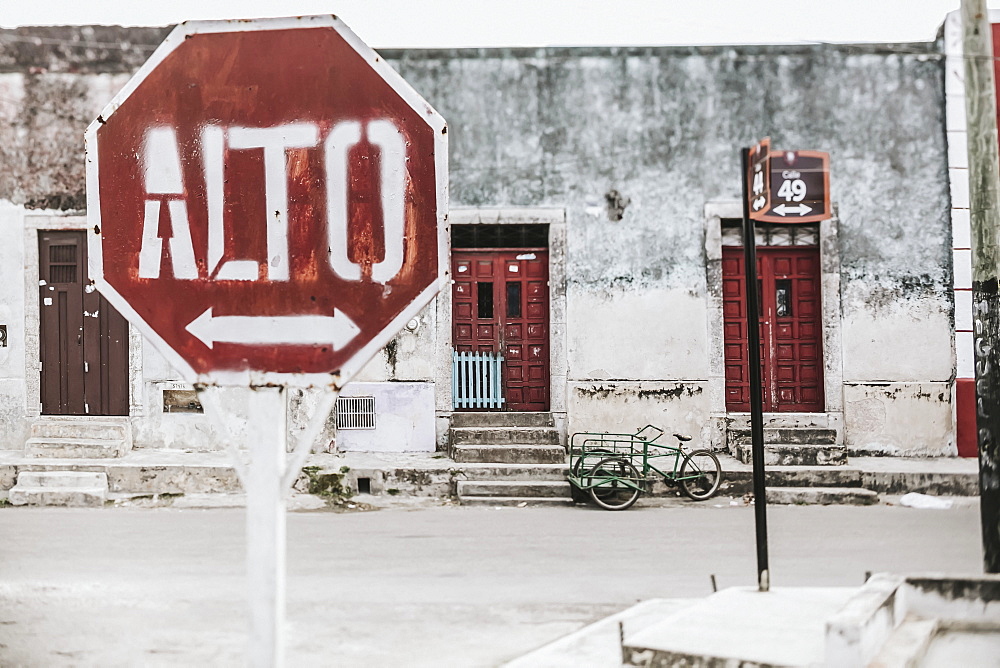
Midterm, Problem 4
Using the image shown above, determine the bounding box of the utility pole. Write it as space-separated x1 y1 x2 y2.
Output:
962 0 1000 573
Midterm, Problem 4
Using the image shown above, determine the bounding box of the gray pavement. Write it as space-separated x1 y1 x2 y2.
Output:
0 501 984 666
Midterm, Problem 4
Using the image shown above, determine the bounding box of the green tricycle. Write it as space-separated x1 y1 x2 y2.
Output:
568 425 723 510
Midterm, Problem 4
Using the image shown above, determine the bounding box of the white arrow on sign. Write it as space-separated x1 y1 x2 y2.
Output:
185 308 360 349
772 203 813 217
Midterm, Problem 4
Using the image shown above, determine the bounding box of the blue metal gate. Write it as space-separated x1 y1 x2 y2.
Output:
452 350 504 409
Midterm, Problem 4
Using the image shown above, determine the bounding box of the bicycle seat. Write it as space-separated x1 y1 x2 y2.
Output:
674 433 693 442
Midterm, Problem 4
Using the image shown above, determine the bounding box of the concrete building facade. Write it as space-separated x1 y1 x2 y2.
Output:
0 25 957 458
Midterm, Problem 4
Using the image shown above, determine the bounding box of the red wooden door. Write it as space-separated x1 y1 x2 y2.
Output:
452 250 549 411
723 246 824 412
39 231 129 416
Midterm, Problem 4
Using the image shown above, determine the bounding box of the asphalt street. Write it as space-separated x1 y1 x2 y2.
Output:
0 500 984 666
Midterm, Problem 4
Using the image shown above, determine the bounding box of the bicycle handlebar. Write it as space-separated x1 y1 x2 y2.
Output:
634 425 664 442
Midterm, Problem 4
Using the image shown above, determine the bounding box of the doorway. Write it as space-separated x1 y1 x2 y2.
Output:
38 231 129 415
722 243 824 413
452 249 550 411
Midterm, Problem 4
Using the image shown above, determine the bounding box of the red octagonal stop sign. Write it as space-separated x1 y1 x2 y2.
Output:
86 16 447 387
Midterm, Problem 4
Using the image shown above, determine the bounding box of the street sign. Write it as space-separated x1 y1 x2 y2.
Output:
752 147 830 224
747 137 771 218
85 16 448 389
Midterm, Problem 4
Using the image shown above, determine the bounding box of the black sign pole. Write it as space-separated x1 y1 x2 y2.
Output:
741 146 770 592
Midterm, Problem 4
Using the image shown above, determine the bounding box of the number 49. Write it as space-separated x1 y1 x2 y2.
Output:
777 178 806 202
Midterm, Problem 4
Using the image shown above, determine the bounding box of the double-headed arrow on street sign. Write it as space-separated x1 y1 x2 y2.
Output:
771 203 813 217
185 308 360 350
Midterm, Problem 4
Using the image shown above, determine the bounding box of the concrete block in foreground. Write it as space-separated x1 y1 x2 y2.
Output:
622 587 856 667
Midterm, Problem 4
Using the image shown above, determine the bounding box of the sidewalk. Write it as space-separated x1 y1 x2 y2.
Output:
0 447 981 506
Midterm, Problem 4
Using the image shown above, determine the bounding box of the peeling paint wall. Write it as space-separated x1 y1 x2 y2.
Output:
567 381 710 446
0 28 954 455
387 43 951 450
844 382 954 455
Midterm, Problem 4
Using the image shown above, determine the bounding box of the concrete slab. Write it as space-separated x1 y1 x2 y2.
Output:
459 496 573 508
457 480 572 497
623 587 857 667
504 598 697 668
16 471 107 488
9 488 106 507
25 437 126 458
767 486 879 506
922 628 1000 667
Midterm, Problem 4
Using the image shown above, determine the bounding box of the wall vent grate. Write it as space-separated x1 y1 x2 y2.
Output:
336 395 376 430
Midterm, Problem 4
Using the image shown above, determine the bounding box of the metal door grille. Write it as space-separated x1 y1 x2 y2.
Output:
336 396 376 430
452 350 505 409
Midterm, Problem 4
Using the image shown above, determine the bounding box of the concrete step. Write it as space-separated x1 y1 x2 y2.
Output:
868 615 938 667
722 467 863 495
735 443 847 466
30 417 131 443
729 427 837 446
16 471 107 488
450 426 560 446
9 488 108 507
25 437 127 459
454 464 569 480
458 496 574 507
458 480 572 498
451 412 555 428
766 486 879 505
451 444 566 464
9 471 109 507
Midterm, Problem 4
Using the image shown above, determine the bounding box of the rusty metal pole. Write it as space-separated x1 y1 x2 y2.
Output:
741 147 770 591
963 0 1000 573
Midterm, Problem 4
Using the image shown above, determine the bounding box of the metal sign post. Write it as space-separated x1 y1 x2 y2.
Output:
85 16 448 665
741 145 770 592
246 386 287 666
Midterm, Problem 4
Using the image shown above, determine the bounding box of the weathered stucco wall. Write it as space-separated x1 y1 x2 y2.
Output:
0 29 954 454
387 43 952 450
0 203 28 449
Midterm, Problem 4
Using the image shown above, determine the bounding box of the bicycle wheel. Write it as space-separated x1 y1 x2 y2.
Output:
679 449 722 501
570 448 612 504
588 457 642 511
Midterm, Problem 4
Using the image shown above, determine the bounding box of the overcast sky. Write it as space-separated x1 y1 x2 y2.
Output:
0 1 975 48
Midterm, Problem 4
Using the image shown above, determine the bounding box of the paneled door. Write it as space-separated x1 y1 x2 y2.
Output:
452 249 549 411
39 231 129 415
723 246 824 412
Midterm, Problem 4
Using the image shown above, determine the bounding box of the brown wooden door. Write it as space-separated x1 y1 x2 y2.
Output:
39 231 129 416
452 250 550 411
723 246 824 412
